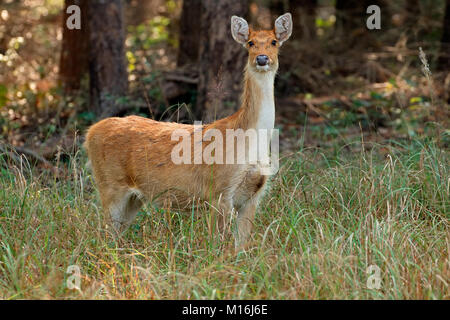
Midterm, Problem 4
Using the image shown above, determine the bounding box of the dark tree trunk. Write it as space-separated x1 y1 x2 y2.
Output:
87 0 128 118
59 0 89 93
269 0 287 20
438 0 450 70
335 0 363 32
197 0 249 122
289 0 317 40
177 0 201 67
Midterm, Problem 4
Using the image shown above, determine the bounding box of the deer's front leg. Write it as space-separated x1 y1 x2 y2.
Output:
235 174 268 251
235 199 258 251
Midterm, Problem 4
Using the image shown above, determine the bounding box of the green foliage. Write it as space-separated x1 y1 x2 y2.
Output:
315 15 335 29
127 16 171 50
0 85 7 106
78 111 96 123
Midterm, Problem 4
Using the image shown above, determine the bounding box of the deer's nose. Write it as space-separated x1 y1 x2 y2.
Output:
256 55 269 66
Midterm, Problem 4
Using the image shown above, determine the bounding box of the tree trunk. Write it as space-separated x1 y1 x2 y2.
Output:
438 0 450 70
197 0 249 122
289 0 317 40
335 0 363 33
177 0 201 67
87 0 128 118
269 0 287 21
59 0 89 93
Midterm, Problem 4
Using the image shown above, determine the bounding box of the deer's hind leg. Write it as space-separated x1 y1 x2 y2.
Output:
99 186 143 237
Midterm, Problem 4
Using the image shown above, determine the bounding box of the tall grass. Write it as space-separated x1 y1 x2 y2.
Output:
0 137 448 299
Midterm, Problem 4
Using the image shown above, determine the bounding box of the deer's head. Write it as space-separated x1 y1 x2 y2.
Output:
231 13 292 73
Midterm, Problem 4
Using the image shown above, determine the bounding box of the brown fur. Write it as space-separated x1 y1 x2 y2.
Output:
85 16 291 249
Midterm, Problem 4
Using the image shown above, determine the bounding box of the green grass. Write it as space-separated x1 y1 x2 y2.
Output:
0 138 448 299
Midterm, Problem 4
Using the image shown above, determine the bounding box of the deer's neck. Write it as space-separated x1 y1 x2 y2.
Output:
235 67 276 131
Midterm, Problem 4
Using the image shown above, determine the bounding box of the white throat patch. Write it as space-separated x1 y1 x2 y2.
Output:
252 70 276 131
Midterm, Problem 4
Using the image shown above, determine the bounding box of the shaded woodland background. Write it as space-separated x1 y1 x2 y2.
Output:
0 0 449 160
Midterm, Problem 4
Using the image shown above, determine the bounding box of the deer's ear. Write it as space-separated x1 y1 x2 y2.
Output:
274 13 292 45
231 16 249 45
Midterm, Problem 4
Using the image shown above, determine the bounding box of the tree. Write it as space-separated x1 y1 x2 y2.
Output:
87 0 128 118
269 0 317 40
197 0 249 122
177 0 201 67
269 0 286 21
59 0 89 93
438 0 450 70
289 0 317 40
335 0 363 33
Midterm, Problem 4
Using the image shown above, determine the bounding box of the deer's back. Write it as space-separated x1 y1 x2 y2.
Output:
85 116 202 205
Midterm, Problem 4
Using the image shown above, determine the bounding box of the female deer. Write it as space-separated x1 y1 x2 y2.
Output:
85 13 292 249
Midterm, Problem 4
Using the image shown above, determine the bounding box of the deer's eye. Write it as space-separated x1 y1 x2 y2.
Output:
271 40 277 46
248 41 254 47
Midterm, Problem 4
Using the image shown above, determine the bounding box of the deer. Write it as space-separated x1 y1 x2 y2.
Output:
84 13 293 250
